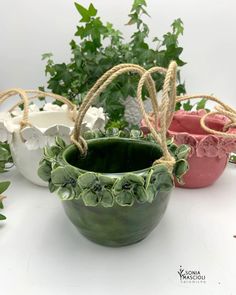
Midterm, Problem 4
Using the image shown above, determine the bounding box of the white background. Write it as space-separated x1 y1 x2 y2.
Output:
1 1 236 295
1 0 236 107
1 166 236 295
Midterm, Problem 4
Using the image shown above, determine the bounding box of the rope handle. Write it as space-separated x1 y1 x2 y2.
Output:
137 61 177 168
0 89 77 129
176 94 236 139
72 64 163 149
71 62 177 169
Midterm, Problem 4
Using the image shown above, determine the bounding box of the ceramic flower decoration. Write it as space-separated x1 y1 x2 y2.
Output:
38 131 190 207
83 107 106 132
43 103 68 112
77 173 115 207
0 112 13 143
1 104 106 151
11 104 40 117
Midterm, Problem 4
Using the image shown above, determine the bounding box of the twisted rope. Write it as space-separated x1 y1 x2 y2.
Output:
137 61 177 169
176 94 236 139
71 64 162 153
71 62 177 169
0 89 78 132
72 64 162 147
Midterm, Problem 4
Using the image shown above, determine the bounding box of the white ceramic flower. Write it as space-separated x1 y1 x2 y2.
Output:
0 112 13 142
45 125 71 146
11 104 40 117
83 107 106 132
21 127 46 150
43 103 68 112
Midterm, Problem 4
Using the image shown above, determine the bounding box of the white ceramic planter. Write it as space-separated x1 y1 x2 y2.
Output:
9 111 74 186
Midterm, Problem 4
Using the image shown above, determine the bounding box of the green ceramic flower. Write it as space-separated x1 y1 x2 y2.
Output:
38 131 190 207
145 165 174 203
113 173 147 206
77 173 115 207
51 165 81 200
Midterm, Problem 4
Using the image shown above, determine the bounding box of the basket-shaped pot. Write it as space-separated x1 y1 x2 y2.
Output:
141 95 236 188
0 89 106 186
38 62 189 247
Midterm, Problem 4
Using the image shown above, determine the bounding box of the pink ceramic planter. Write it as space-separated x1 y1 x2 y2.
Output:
141 110 236 188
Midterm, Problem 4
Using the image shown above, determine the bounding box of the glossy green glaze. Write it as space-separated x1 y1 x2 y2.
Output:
38 135 188 246
62 190 171 247
63 138 163 173
61 138 172 246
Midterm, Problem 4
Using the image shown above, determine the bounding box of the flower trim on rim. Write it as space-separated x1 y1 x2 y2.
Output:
0 106 107 150
38 130 190 207
174 133 236 158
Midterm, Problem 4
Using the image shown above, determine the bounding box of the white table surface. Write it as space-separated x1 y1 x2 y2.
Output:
0 165 235 295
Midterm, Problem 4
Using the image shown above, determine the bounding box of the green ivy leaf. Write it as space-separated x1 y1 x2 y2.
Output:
0 147 9 161
0 181 10 194
172 18 184 36
74 3 91 22
196 98 207 110
88 3 97 16
183 100 194 111
0 213 6 220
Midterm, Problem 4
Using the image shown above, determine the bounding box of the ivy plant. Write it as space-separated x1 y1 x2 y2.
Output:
0 181 10 221
0 142 13 173
0 142 12 220
38 132 190 207
41 0 186 128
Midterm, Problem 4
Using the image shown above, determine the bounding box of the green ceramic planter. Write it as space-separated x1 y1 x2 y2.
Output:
38 133 189 247
62 191 171 247
61 138 172 246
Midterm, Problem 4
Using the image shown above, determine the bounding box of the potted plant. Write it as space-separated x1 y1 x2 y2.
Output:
41 0 186 128
38 62 190 246
0 89 106 186
141 95 236 188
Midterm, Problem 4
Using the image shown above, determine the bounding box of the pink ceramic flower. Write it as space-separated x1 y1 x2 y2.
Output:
174 133 197 157
218 137 236 154
197 135 219 157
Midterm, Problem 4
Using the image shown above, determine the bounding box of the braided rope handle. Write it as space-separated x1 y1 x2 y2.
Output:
0 89 77 129
71 62 177 168
0 88 30 129
72 64 163 148
176 94 236 139
137 61 177 167
72 64 160 153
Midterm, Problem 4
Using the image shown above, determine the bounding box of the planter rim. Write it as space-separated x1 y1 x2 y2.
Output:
11 111 74 132
37 132 190 207
62 137 163 177
168 111 236 141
